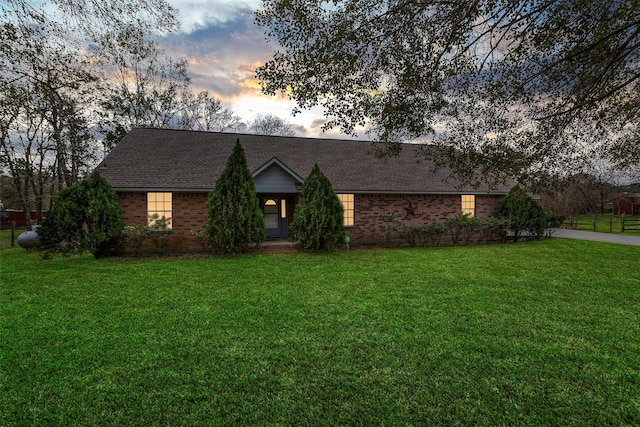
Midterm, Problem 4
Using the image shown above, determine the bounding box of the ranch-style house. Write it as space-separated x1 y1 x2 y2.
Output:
100 128 514 250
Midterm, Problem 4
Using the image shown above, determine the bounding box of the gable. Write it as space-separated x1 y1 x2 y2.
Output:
252 158 303 193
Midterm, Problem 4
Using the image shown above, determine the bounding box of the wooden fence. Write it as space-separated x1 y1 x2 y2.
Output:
622 215 640 232
566 215 640 233
0 209 41 229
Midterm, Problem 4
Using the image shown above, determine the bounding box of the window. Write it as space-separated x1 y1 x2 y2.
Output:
461 195 475 217
337 194 354 226
263 199 279 229
147 192 172 228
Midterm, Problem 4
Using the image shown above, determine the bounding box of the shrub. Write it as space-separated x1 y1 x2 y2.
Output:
401 224 420 247
496 185 547 242
401 222 449 247
190 228 209 252
421 222 447 247
479 217 511 243
290 164 345 250
544 213 566 237
206 139 265 254
39 172 123 257
148 214 173 254
461 214 482 245
445 213 476 245
122 223 149 257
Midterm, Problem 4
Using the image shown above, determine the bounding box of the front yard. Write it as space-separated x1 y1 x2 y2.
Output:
1 239 639 425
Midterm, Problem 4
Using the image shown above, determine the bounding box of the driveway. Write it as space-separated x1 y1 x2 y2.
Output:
552 229 640 247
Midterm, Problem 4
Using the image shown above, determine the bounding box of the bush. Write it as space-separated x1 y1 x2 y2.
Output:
496 185 547 242
401 222 448 247
544 213 566 237
148 214 173 254
190 228 209 252
39 172 124 257
479 217 511 243
122 223 149 257
444 213 482 245
421 222 447 247
401 217 510 247
206 139 265 254
401 224 420 247
290 164 345 250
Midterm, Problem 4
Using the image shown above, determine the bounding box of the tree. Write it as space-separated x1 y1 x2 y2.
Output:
2 0 204 225
256 1 640 186
97 25 193 147
496 185 547 242
247 114 296 136
1 14 99 227
206 140 265 254
5 0 179 37
178 91 243 132
0 172 22 210
290 164 344 250
38 171 123 257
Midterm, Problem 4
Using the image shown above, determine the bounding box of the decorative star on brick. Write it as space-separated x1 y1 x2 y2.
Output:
403 202 418 218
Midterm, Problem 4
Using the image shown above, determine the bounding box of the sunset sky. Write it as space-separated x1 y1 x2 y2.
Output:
160 0 339 138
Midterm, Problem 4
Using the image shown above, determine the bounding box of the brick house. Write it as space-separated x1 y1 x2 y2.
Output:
100 128 513 250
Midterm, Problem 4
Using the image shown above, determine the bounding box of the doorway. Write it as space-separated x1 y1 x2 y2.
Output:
262 197 289 238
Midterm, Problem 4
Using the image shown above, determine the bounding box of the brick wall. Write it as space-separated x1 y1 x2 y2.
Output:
476 194 504 217
346 193 503 244
117 191 208 252
117 192 147 225
172 192 208 246
117 191 504 251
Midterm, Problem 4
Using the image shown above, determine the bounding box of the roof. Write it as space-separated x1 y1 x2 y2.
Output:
99 128 513 194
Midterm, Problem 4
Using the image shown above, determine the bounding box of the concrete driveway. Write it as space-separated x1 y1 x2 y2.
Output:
552 229 640 247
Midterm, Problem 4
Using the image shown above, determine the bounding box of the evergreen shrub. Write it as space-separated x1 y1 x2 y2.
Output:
290 164 345 250
39 172 123 257
496 185 547 242
206 139 265 254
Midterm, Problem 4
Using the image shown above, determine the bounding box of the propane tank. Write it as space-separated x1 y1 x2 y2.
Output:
17 226 40 249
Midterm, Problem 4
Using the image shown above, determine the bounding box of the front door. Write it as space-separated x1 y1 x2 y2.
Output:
262 198 288 238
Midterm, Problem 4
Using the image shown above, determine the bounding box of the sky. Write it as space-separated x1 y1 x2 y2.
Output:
159 0 338 138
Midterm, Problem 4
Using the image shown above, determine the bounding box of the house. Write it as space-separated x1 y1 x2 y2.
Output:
613 194 640 215
99 128 514 250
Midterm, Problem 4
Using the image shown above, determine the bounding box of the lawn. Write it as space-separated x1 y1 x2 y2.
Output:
1 239 639 425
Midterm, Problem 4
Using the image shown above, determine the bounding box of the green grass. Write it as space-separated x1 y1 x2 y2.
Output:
2 240 639 425
0 229 21 250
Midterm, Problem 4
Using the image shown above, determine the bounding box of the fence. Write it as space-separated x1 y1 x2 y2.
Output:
0 209 39 229
622 215 640 232
566 214 640 233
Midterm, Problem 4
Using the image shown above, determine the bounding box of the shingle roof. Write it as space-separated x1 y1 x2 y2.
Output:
99 128 513 194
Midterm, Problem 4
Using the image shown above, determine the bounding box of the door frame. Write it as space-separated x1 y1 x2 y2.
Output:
260 196 290 238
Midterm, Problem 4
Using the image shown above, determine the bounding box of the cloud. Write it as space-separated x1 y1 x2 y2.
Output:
188 65 262 99
159 0 356 139
169 0 262 34
159 3 275 101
